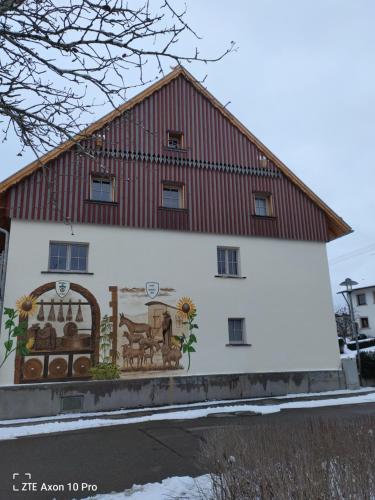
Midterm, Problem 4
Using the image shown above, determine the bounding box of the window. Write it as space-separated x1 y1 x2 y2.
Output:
91 176 114 202
357 294 367 306
254 194 272 216
228 318 245 344
258 154 268 167
163 184 184 209
217 247 239 276
360 317 369 329
167 131 183 149
49 243 88 272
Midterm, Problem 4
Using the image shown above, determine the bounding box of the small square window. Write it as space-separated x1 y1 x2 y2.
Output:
217 247 239 276
228 318 245 344
360 317 369 329
91 176 114 202
167 132 183 149
49 242 88 272
357 294 367 306
254 194 272 216
162 183 184 209
258 154 268 167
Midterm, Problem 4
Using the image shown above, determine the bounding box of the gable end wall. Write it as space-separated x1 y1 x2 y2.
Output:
6 76 329 241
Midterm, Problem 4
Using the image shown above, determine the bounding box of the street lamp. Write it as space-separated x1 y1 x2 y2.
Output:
339 278 361 384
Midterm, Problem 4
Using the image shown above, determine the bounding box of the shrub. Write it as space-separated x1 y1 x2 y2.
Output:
359 351 375 379
90 362 120 380
347 338 375 350
200 416 375 499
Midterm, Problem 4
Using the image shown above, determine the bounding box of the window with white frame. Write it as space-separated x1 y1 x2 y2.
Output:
49 242 89 272
91 176 114 202
228 318 245 344
217 247 239 276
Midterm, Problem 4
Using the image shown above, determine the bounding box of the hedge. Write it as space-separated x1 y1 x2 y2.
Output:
346 338 375 351
359 351 375 379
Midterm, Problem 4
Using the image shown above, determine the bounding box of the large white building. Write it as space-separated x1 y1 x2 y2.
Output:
0 67 351 393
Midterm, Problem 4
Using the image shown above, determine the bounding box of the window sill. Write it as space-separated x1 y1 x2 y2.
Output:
84 199 118 206
41 271 94 275
158 206 189 212
226 343 252 347
163 146 188 154
215 275 246 279
251 214 277 220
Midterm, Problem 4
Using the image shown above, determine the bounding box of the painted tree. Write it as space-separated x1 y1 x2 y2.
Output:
0 0 234 156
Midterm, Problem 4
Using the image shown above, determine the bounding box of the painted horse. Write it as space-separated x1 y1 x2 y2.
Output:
119 313 152 339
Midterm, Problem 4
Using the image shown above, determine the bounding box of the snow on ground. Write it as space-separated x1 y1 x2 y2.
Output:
1 390 375 441
80 475 211 500
1 387 373 426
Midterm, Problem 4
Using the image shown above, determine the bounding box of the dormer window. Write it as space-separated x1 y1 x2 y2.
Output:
167 131 183 150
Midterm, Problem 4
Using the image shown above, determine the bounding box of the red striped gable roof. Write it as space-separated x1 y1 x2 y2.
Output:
0 66 351 240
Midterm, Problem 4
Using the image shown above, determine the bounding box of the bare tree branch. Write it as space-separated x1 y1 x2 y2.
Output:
0 0 235 156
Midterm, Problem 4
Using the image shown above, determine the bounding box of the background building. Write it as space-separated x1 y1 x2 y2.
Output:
352 285 375 337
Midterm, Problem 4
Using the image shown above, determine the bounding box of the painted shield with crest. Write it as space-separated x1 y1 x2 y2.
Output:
55 280 70 299
146 282 159 299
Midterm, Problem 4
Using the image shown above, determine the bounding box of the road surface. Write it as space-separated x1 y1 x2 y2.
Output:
2 402 375 499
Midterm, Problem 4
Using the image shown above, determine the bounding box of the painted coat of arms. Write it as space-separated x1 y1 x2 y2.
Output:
55 280 70 298
145 282 159 299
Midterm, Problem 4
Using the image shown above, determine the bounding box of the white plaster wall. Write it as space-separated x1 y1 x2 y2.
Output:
0 219 341 385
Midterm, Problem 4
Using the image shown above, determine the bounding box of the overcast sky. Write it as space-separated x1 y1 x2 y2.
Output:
2 0 374 307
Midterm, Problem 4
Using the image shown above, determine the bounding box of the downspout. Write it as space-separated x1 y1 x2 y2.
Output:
0 227 9 327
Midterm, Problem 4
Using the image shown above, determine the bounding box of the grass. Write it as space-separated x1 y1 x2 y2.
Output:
199 415 375 499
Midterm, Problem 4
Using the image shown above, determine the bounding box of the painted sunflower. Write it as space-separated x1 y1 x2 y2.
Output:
176 297 196 320
16 295 38 319
171 335 182 348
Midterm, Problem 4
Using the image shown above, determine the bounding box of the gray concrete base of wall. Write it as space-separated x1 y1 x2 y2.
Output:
341 358 360 389
0 370 347 420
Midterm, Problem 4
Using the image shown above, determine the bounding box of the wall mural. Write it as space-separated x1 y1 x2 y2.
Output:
14 282 100 384
12 281 198 383
109 285 198 374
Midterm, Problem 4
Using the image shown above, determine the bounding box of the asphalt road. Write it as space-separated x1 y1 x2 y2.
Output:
2 402 375 500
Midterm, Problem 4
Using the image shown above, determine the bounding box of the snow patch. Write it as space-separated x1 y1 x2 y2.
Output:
1 387 372 426
341 345 375 359
1 391 375 441
80 475 211 500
